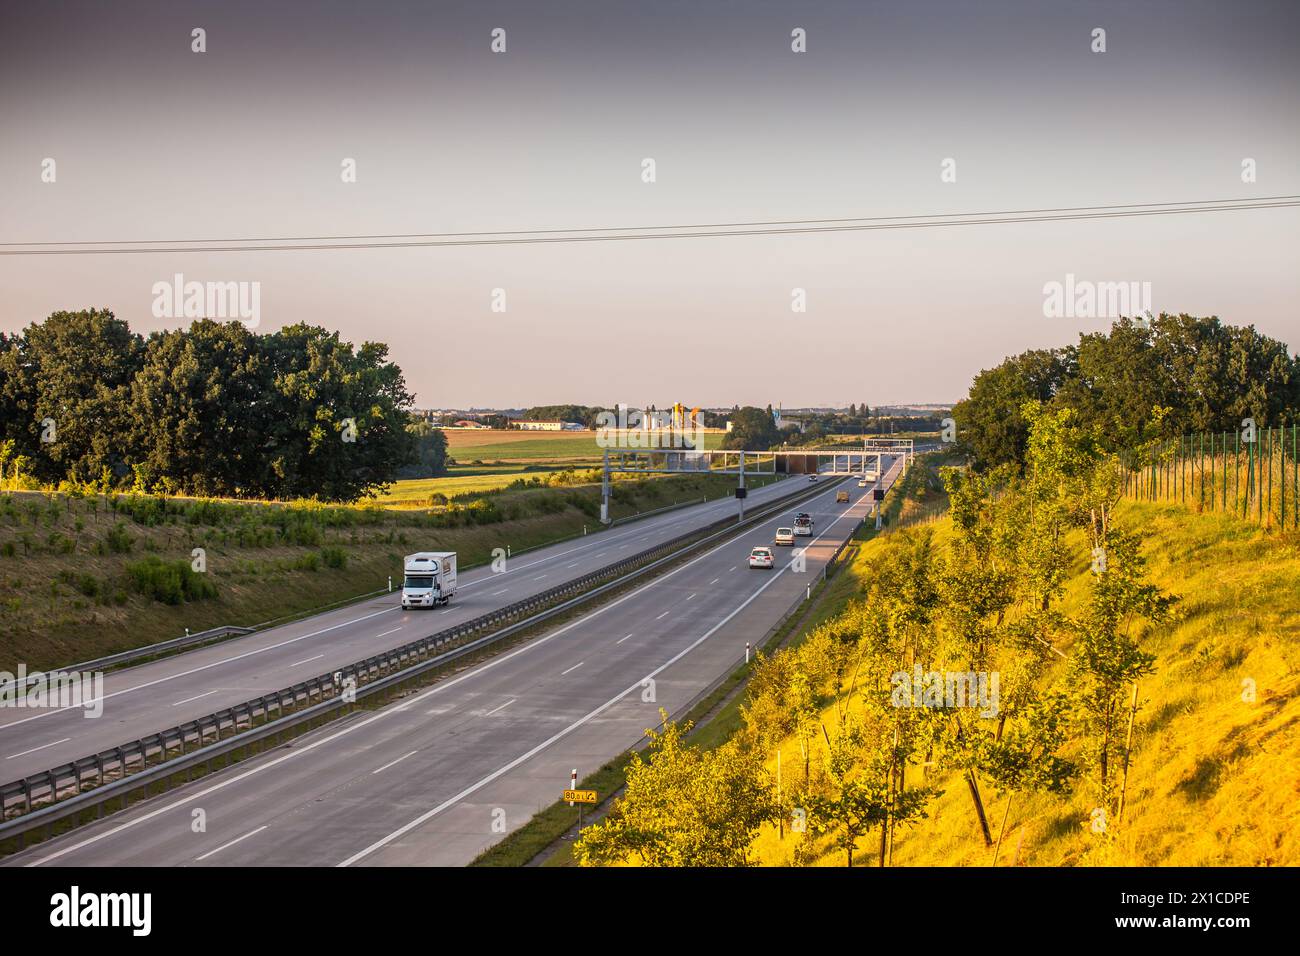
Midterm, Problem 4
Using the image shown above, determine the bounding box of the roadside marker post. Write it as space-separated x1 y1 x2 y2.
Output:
569 768 577 806
745 641 751 664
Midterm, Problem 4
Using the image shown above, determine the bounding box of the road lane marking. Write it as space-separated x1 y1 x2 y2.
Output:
371 751 419 775
491 588 509 595
376 627 403 639
20 479 845 867
534 574 548 581
655 611 670 620
616 634 634 645
289 655 324 668
7 738 71 760
561 662 584 676
686 593 696 601
195 825 268 861
0 483 814 731
334 510 841 867
708 578 719 585
483 699 516 718
172 690 218 707
0 605 399 729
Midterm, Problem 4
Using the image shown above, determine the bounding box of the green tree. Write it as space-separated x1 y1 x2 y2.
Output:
722 406 783 450
575 714 777 866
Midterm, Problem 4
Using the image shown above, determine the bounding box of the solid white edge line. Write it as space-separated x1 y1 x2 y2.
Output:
335 481 869 867
21 475 862 867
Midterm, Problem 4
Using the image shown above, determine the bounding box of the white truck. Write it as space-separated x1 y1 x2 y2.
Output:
401 552 458 609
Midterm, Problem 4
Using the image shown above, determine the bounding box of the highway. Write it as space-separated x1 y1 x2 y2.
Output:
0 475 808 783
5 456 902 867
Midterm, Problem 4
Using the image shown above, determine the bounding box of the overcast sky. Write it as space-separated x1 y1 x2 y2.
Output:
2 0 1297 409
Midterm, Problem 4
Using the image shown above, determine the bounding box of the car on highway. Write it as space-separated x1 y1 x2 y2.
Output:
807 473 818 481
795 511 813 525
748 546 775 569
775 527 795 546
794 517 812 536
858 478 869 487
836 490 850 503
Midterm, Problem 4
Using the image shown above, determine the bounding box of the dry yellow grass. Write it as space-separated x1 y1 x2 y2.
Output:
749 500 1300 867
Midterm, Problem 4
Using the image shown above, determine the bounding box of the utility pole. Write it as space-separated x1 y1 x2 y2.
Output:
600 448 611 524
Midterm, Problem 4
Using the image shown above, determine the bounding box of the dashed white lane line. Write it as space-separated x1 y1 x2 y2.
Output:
195 825 268 861
686 593 696 601
376 627 403 639
561 662 584 676
565 562 580 568
491 588 509 595
289 655 324 668
709 578 720 585
534 574 548 581
6 738 71 760
172 690 219 707
616 634 634 645
729 566 737 572
0 606 399 729
482 698 516 718
18 480 833 866
655 611 670 620
371 751 419 775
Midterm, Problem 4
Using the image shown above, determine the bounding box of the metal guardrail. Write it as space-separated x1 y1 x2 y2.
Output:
0 474 839 845
0 625 256 696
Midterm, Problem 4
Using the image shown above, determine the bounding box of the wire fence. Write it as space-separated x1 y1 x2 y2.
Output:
1120 425 1300 530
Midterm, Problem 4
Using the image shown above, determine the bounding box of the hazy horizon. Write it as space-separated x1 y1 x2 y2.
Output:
3 0 1297 409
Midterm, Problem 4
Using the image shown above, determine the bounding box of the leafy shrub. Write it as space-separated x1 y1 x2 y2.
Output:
105 522 134 553
321 546 347 569
126 556 217 604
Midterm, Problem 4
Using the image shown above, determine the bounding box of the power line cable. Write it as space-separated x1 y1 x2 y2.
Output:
1 197 1294 255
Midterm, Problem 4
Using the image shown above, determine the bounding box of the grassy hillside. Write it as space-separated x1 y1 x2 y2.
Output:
0 470 769 671
747 500 1299 866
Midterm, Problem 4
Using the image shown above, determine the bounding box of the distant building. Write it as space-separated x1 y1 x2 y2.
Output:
514 420 584 431
450 419 491 429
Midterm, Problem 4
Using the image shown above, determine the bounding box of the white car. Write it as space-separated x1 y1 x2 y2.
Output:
794 519 812 536
807 474 818 481
775 528 795 546
858 478 869 487
748 546 775 569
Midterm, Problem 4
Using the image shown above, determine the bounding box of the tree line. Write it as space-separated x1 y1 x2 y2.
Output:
0 310 436 501
953 314 1300 471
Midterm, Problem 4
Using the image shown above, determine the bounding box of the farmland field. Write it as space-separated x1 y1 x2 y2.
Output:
443 428 728 463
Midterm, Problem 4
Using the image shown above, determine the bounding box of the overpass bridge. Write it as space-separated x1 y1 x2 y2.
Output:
598 439 914 522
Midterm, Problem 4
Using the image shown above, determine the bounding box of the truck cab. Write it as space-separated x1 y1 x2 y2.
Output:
402 551 458 609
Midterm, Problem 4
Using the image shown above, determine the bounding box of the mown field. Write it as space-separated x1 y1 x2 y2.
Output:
0 470 773 671
441 428 728 463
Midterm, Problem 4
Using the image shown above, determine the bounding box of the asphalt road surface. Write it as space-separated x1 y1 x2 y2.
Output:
0 475 808 783
6 458 902 866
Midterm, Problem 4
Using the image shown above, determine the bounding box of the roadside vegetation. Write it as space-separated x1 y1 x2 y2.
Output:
573 404 1299 867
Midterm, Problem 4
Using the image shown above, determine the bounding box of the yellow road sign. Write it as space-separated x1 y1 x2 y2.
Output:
564 789 598 804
